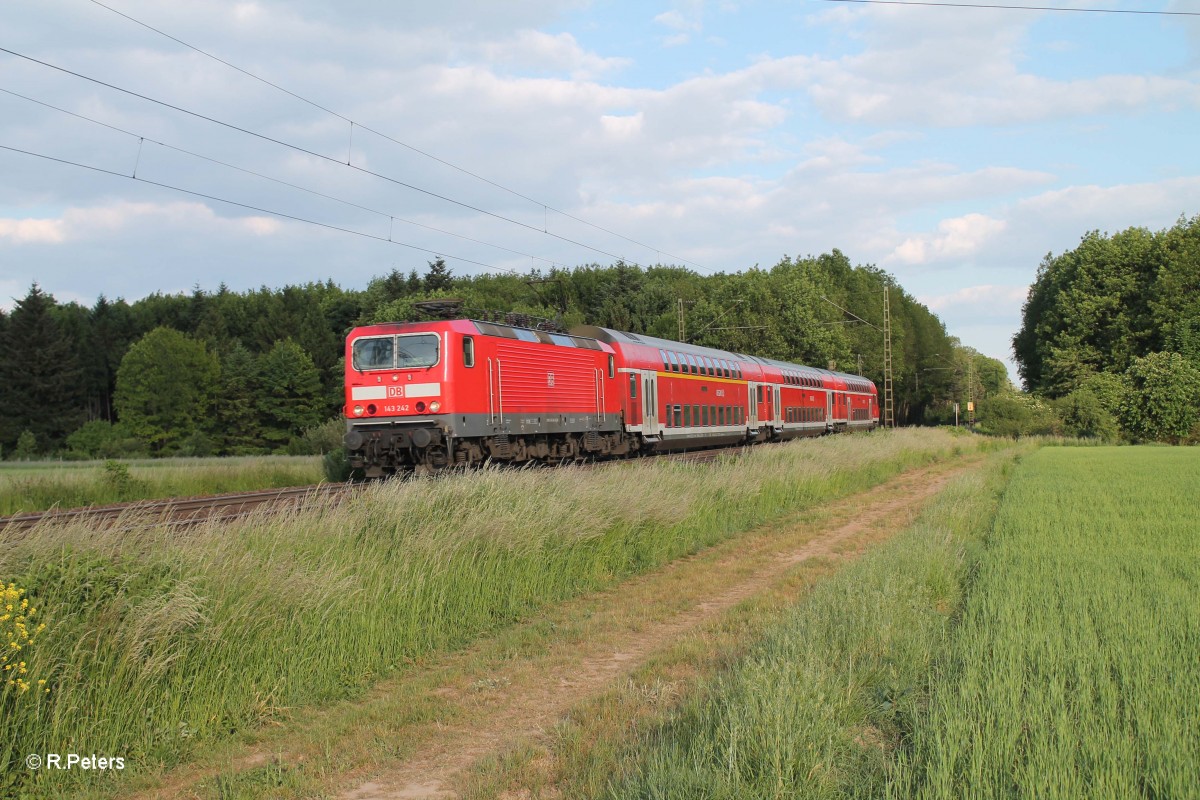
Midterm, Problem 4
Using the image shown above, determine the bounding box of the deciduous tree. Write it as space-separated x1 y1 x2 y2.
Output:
114 327 220 452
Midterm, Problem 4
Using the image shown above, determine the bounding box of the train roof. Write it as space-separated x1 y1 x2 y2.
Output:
570 325 745 361
570 325 874 385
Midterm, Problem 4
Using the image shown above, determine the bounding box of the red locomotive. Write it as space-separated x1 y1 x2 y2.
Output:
343 319 879 477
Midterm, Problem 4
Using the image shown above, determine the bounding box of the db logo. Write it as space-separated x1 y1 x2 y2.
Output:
387 386 404 398
547 372 555 388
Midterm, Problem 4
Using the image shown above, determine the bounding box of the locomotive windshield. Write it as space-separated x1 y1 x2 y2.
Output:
396 334 439 368
351 334 439 371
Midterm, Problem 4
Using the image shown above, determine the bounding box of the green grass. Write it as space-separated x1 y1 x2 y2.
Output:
0 429 977 797
603 445 1199 800
894 446 1200 799
0 456 325 515
603 447 1022 800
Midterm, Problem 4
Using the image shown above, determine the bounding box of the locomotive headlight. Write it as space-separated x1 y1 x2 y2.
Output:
353 405 365 417
429 401 441 413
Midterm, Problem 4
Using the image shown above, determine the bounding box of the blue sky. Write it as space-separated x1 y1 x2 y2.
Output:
2 0 1198 382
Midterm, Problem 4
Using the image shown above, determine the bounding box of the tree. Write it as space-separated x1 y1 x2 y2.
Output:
1055 388 1119 441
257 338 323 449
114 327 220 453
423 258 454 292
0 284 85 451
1117 352 1200 444
215 343 265 453
11 430 37 460
1015 218 1199 395
65 419 145 459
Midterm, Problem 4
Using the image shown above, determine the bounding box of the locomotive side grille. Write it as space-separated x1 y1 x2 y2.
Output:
494 341 598 410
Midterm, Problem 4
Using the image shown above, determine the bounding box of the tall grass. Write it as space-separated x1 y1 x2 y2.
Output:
0 429 971 796
0 456 324 515
894 446 1200 799
605 447 1021 800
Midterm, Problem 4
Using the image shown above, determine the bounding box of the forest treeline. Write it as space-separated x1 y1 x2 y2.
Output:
0 250 996 459
1013 214 1200 444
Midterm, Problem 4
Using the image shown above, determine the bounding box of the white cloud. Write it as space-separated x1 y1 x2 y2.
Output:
889 214 1008 265
654 3 704 46
480 30 630 79
801 5 1200 126
0 202 282 245
0 218 66 244
920 284 1028 314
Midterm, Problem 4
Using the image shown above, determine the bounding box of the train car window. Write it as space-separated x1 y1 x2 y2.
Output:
722 360 731 377
683 404 691 427
549 333 575 347
668 351 680 372
352 336 394 371
693 404 700 425
608 355 615 379
756 385 763 403
629 374 638 398
674 405 683 427
513 328 539 343
705 358 714 376
571 337 602 350
687 354 698 374
659 349 669 369
395 334 440 368
701 405 708 426
462 336 475 368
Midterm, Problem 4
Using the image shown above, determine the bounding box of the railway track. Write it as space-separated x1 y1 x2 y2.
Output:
0 444 757 535
0 483 354 535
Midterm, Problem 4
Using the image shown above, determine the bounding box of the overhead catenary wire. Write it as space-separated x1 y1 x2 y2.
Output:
816 0 1200 15
84 0 712 272
0 87 572 271
0 142 521 275
0 45 649 271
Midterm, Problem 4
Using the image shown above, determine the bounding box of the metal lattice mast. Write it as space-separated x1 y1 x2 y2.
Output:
883 286 895 428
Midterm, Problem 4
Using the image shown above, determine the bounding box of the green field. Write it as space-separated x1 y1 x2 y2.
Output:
606 446 1199 799
0 456 325 515
5 440 1194 799
0 429 974 797
897 447 1200 798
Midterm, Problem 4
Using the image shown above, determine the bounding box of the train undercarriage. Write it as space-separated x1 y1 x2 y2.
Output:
343 416 866 478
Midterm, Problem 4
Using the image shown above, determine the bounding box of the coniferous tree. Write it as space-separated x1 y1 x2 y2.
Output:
258 338 323 449
216 342 265 453
0 284 85 450
423 258 454 292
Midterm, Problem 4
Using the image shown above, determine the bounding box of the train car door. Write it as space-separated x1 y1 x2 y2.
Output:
642 371 659 434
757 383 770 427
747 381 759 429
825 390 832 425
774 386 782 427
622 371 641 427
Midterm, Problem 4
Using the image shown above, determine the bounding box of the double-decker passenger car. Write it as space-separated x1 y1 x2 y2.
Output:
343 319 878 476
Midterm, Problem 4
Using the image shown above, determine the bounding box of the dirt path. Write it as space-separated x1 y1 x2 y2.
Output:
333 456 979 800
